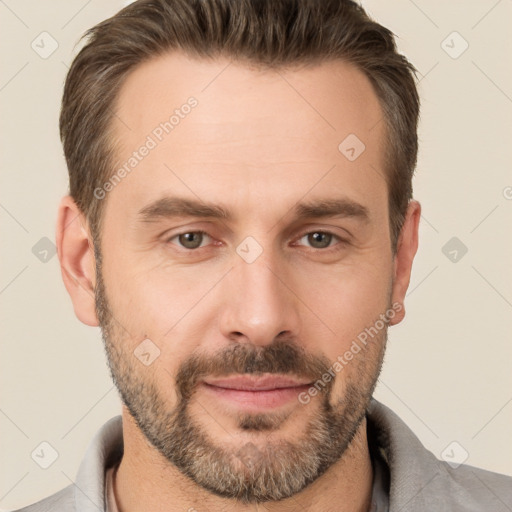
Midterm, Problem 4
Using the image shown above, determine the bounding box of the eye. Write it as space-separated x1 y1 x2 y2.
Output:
165 229 346 252
166 231 212 250
296 231 344 250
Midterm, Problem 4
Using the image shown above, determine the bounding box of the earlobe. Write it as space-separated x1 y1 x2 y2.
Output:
56 196 99 327
389 200 421 326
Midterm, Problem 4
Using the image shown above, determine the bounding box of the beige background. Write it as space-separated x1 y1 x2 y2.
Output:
1 0 511 509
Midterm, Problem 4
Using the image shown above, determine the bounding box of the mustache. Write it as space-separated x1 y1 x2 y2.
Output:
175 338 333 401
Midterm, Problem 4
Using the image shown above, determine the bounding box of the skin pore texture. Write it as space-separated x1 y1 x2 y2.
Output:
56 52 421 512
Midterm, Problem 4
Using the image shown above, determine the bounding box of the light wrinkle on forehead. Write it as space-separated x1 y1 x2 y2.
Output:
111 52 385 158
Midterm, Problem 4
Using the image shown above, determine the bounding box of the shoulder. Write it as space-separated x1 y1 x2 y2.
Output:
9 415 123 512
434 460 512 511
10 484 75 512
367 398 512 511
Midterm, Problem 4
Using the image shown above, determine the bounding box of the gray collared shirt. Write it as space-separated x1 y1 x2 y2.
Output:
13 398 512 511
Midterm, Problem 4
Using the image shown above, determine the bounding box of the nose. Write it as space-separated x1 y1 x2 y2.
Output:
219 251 302 347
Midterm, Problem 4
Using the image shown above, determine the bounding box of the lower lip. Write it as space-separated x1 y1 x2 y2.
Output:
201 383 311 410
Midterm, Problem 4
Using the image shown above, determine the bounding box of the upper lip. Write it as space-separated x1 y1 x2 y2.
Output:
202 374 312 391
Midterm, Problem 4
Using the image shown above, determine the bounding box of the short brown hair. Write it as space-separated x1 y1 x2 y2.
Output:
60 0 419 251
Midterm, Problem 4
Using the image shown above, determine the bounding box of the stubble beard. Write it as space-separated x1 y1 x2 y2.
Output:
94 250 387 504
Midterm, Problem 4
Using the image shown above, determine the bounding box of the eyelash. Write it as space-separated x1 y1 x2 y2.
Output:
165 229 347 253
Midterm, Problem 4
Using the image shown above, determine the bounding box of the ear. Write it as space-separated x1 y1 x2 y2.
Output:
55 195 99 326
389 200 421 326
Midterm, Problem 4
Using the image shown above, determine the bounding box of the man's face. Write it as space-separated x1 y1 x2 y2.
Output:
95 53 396 503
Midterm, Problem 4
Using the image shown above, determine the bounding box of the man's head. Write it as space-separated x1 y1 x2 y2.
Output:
56 0 421 505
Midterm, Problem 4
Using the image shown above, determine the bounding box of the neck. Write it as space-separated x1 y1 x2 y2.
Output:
114 407 373 512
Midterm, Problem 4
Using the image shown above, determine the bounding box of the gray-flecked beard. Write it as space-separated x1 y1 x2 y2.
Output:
94 246 386 504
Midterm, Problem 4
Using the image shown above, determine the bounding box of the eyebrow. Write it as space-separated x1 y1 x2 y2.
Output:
137 196 370 224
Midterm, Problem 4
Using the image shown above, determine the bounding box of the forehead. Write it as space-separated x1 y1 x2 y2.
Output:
113 52 384 146
106 52 387 223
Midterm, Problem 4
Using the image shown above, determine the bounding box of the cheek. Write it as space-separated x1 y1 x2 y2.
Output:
104 256 221 353
101 265 196 398
294 259 392 356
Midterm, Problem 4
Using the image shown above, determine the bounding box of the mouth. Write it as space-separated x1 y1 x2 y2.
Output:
200 374 313 411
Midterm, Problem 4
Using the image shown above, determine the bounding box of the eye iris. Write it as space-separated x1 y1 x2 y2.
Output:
179 232 203 249
176 232 334 250
308 232 332 249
